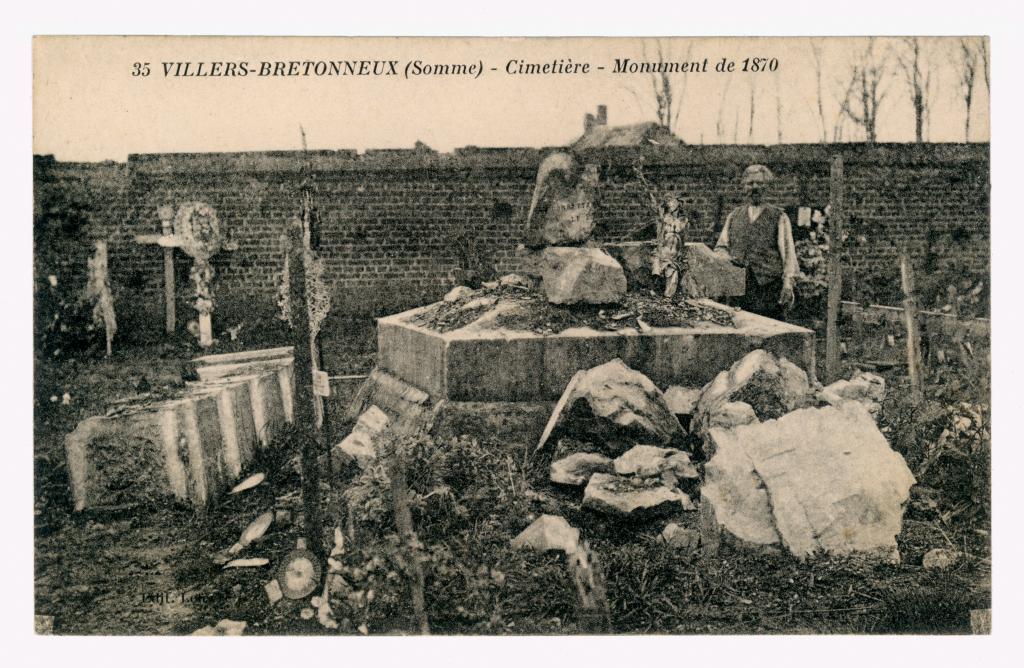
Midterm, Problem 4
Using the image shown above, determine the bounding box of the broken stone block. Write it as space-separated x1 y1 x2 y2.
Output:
819 371 886 414
582 472 695 517
680 243 746 299
702 402 759 458
701 402 915 560
332 405 390 469
613 445 697 479
541 247 627 305
498 273 533 289
661 523 701 552
550 452 613 486
537 359 684 455
511 514 581 555
64 347 296 512
663 385 702 418
692 349 810 439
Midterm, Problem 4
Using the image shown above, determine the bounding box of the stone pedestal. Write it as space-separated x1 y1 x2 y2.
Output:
375 300 814 404
65 347 295 511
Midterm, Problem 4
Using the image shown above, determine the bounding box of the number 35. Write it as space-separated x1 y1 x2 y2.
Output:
131 62 150 77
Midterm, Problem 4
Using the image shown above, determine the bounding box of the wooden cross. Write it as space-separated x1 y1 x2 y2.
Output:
135 205 236 346
134 206 183 336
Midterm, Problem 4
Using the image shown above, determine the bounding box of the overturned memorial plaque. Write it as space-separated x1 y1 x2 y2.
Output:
33 35 992 639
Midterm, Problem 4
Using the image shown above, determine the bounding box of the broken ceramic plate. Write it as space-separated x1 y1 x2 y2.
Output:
228 511 274 554
223 557 270 569
229 472 266 494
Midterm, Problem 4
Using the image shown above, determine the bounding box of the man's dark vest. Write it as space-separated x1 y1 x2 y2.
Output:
727 204 783 283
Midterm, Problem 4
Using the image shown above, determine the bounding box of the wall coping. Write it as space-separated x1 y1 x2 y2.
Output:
35 142 990 177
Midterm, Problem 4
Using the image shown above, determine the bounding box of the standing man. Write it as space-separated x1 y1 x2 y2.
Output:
715 164 799 319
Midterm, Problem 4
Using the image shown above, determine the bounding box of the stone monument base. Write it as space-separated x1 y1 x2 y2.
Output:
348 298 815 448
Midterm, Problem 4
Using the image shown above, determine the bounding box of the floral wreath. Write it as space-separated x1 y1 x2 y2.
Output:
174 202 221 260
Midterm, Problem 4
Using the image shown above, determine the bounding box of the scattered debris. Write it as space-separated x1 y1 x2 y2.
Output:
191 619 247 636
818 371 886 415
549 452 613 486
300 607 315 620
223 557 270 569
582 473 695 517
264 579 283 605
229 472 266 495
228 512 274 555
537 358 684 455
332 405 389 469
612 445 697 479
510 514 581 556
692 349 810 439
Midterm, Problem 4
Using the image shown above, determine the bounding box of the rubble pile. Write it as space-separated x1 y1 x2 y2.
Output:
526 351 916 562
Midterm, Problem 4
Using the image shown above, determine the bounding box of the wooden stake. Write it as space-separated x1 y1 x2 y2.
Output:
900 252 925 404
389 447 431 635
825 156 846 384
287 210 324 557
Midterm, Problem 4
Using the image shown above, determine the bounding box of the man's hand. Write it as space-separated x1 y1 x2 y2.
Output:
778 285 795 310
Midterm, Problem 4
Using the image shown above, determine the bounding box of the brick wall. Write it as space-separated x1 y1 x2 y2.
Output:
33 143 990 341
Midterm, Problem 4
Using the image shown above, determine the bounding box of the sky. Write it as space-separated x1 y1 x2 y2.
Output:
33 36 991 162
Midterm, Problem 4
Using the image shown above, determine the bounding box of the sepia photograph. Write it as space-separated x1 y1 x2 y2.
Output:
31 32 995 639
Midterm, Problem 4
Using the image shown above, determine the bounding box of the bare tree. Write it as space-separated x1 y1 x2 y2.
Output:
716 73 734 142
639 39 694 137
958 38 979 142
809 40 829 142
896 37 933 142
978 37 989 93
838 38 892 143
774 70 784 143
747 79 758 142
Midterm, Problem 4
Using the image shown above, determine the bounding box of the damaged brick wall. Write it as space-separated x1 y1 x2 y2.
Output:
33 143 989 340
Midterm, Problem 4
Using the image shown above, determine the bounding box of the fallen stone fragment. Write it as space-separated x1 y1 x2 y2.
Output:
300 608 315 620
510 514 581 556
537 359 683 454
541 247 627 305
228 511 274 555
702 402 759 458
583 472 695 517
498 273 533 289
922 548 960 570
692 349 810 438
613 445 697 479
229 472 266 495
264 579 283 605
701 403 914 561
192 619 248 636
330 526 345 557
223 557 270 569
332 405 390 469
819 371 886 414
663 385 702 418
661 523 701 552
443 285 475 302
550 452 613 486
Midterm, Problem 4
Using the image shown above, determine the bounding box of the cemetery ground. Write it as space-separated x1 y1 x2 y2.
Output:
33 314 990 635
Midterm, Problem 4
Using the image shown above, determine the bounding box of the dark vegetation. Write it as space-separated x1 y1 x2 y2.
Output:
34 302 990 634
